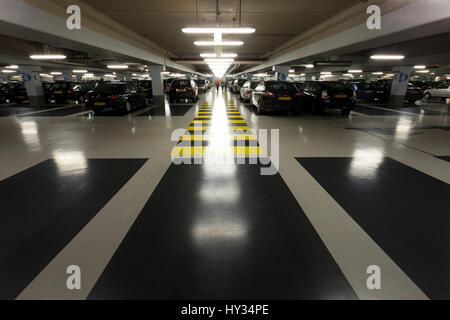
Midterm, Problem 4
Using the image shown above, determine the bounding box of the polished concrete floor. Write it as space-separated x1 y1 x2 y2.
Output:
0 88 449 300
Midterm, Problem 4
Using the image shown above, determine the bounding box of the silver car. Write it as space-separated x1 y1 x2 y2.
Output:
423 82 450 100
239 80 260 102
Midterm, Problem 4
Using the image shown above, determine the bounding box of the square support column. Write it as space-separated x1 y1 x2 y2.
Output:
149 65 165 107
21 66 46 107
273 65 290 81
389 66 413 107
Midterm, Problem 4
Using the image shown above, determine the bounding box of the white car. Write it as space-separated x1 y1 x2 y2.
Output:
423 83 450 100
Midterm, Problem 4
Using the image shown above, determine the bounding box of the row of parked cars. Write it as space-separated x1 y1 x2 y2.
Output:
228 78 450 115
0 80 154 106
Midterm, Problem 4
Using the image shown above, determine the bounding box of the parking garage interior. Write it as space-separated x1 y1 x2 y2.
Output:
0 0 450 307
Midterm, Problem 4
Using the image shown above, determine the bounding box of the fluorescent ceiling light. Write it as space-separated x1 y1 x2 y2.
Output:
73 70 88 73
416 70 429 73
2 69 16 73
50 72 62 75
194 41 243 46
182 27 255 34
83 73 94 77
5 65 18 69
300 73 305 76
104 74 116 77
370 55 404 60
204 58 234 63
342 73 353 76
289 69 295 73
304 64 314 68
30 54 66 60
107 64 128 69
200 53 238 58
414 65 426 69
348 70 363 73
385 73 394 76
372 72 384 75
320 72 331 75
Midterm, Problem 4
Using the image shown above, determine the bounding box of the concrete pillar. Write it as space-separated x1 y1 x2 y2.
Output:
389 66 413 106
305 73 313 81
149 65 164 107
21 66 46 107
185 73 192 80
273 65 290 81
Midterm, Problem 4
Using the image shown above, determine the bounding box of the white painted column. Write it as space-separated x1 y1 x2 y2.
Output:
20 66 46 107
389 66 413 107
149 65 164 106
273 65 290 81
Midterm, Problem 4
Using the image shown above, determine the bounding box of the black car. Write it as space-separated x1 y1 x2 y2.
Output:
251 81 301 115
298 81 355 115
85 81 148 114
10 83 28 104
168 79 198 103
68 83 94 104
231 79 247 94
137 80 153 98
0 83 15 103
47 81 75 103
405 82 423 103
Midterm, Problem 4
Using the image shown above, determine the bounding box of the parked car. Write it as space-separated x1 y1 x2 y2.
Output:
239 80 259 102
405 82 423 103
68 82 94 104
0 83 15 103
298 81 355 115
164 79 173 93
85 81 148 114
423 82 450 100
231 79 247 94
352 82 379 101
137 80 153 98
168 79 198 103
47 81 74 103
10 83 28 104
194 79 208 92
251 81 301 115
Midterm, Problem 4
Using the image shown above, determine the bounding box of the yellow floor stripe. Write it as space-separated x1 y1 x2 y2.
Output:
187 126 249 131
171 146 264 156
190 120 245 124
179 134 257 141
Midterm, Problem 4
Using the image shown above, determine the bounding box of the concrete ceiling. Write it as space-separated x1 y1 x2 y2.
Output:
82 0 361 58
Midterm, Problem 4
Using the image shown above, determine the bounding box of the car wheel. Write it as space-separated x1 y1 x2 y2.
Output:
423 92 431 100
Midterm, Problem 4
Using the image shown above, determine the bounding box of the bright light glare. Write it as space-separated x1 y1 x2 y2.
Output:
200 53 237 58
320 72 331 75
50 72 62 75
416 70 429 73
348 70 363 73
30 54 66 60
370 55 404 60
5 65 18 69
289 69 295 73
372 72 383 75
204 58 234 63
304 64 314 68
107 65 129 69
182 27 255 34
2 69 16 73
194 41 243 46
73 70 88 73
414 65 426 69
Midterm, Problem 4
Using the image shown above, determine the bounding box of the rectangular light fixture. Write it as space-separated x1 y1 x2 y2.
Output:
5 65 19 69
370 55 404 60
30 54 66 60
416 70 429 73
2 69 16 73
204 58 234 63
304 64 314 68
348 70 363 73
107 65 129 69
50 72 62 75
320 72 331 75
372 72 384 75
414 65 426 69
73 70 88 73
289 69 295 73
315 61 352 67
194 41 243 46
104 74 116 77
200 53 238 58
182 27 255 34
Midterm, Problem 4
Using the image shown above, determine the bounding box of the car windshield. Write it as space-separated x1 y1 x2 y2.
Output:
95 83 127 93
195 80 206 85
52 83 70 89
322 82 354 90
250 82 259 89
139 81 152 87
266 82 296 92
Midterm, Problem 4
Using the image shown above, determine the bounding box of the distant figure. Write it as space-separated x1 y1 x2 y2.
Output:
215 80 220 91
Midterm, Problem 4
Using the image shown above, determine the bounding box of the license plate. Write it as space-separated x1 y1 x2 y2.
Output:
176 89 186 92
279 96 291 101
377 91 384 93
335 94 347 98
17 96 25 99
411 91 418 94
365 90 373 93
142 89 149 91
54 91 63 94
94 102 106 106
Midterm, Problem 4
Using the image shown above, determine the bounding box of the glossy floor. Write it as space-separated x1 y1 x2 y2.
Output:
0 89 449 300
